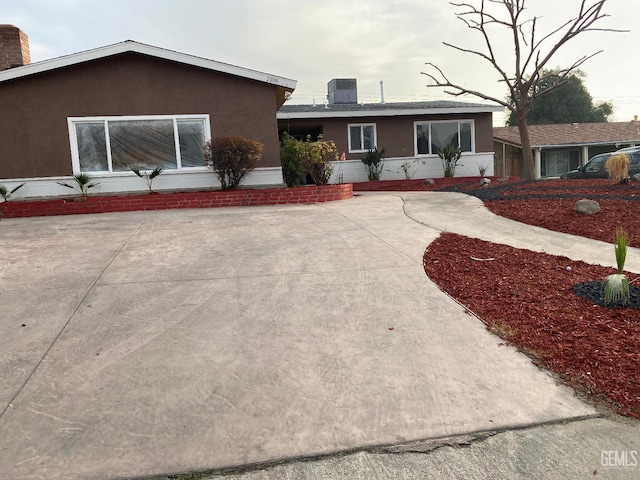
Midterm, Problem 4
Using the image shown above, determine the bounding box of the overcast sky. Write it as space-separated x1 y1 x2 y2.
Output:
5 0 638 125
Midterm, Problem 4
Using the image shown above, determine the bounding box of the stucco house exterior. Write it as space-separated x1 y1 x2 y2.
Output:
494 122 640 178
277 79 503 183
0 25 295 199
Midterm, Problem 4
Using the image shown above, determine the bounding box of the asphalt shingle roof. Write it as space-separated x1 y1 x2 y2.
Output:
280 100 494 113
493 122 640 148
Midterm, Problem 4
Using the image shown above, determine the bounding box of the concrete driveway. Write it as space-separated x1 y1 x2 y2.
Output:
0 194 596 479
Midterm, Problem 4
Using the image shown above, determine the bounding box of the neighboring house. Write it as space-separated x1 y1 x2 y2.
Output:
494 122 640 179
0 25 295 198
277 79 503 183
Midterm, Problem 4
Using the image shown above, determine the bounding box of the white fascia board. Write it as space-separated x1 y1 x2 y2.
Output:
500 140 640 149
277 106 503 119
0 41 297 90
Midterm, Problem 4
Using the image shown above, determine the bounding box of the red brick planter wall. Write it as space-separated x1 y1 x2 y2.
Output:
0 184 353 219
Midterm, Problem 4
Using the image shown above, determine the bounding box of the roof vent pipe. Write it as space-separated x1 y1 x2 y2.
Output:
380 80 385 105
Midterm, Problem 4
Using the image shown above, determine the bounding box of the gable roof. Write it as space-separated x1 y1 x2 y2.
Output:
277 100 503 119
494 122 640 149
0 40 297 91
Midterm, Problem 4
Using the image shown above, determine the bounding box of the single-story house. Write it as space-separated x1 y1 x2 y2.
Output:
0 25 296 199
277 79 503 183
493 122 640 179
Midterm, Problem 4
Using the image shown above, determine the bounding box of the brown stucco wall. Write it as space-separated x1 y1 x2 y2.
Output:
0 52 282 179
278 112 495 160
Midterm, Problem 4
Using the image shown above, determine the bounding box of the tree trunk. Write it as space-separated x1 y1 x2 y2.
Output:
517 115 536 181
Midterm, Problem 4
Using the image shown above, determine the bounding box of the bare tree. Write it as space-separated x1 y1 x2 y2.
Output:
422 0 621 181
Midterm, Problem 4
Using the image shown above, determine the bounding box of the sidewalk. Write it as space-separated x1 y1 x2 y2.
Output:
0 193 636 480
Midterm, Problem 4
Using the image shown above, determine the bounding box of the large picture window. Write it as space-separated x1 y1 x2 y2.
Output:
68 115 210 173
414 120 473 156
348 123 376 152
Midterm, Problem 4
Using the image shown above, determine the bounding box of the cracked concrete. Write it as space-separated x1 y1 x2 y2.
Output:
197 417 639 480
0 193 637 480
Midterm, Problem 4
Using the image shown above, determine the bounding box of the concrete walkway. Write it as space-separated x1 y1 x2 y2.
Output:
0 193 636 480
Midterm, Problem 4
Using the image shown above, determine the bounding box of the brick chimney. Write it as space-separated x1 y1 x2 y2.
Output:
0 25 30 71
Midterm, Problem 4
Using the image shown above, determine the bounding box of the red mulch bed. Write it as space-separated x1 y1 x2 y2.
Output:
422 178 640 419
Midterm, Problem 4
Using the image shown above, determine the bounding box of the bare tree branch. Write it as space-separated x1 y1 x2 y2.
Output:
424 0 626 181
421 63 511 108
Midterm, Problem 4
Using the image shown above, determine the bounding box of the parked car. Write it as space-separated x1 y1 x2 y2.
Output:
561 146 640 179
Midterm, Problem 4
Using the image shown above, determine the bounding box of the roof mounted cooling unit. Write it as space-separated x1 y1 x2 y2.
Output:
328 78 357 104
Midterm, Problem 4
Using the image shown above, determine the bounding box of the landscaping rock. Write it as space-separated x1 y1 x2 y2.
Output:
632 173 640 182
480 178 491 186
424 178 435 185
574 198 600 215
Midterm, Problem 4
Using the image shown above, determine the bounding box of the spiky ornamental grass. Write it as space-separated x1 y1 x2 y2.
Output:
604 153 630 184
603 228 630 306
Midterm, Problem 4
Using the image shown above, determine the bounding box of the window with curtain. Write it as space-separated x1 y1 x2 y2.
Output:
414 120 474 155
68 115 210 173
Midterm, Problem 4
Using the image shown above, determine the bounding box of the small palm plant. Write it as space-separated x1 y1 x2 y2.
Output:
0 182 25 202
603 228 630 306
129 165 164 193
57 173 99 199
361 146 386 181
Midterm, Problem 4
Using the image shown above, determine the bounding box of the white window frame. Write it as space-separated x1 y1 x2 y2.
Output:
347 123 377 153
68 114 211 174
413 120 475 156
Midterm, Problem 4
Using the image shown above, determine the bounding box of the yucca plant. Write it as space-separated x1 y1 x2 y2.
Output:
604 153 630 184
0 182 25 202
438 144 463 178
130 165 164 193
57 173 99 198
603 228 630 306
361 146 386 181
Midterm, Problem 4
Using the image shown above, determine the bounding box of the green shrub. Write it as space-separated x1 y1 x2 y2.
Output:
298 135 337 185
204 136 263 190
361 146 386 181
280 133 304 187
438 144 463 178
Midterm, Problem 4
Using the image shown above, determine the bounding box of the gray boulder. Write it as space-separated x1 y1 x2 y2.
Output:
424 178 435 185
574 199 600 215
480 177 491 186
632 173 640 182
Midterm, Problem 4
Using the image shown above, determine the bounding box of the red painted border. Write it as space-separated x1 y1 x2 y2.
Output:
0 184 354 219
